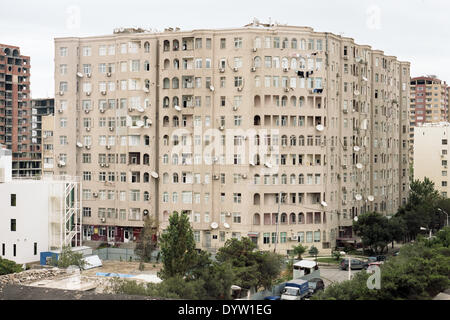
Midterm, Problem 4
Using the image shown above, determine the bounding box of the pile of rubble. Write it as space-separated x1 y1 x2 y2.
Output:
0 268 65 293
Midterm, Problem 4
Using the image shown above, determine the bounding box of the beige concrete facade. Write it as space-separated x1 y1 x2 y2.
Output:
52 23 410 254
41 114 55 177
414 122 450 197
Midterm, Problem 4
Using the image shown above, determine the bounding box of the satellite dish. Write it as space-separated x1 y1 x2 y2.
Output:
59 161 66 166
354 216 359 222
136 120 144 127
76 72 84 78
224 223 230 229
249 161 255 166
264 162 272 168
362 76 368 82
316 124 324 132
211 222 218 229
321 201 328 207
367 195 375 202
353 146 360 152
356 163 363 169
174 105 181 111
136 106 144 113
355 194 362 201
76 142 83 148
354 90 360 96
151 172 159 179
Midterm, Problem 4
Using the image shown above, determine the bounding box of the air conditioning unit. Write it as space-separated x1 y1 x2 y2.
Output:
101 90 106 95
93 192 98 198
107 72 111 77
342 200 347 205
86 92 91 96
343 56 349 60
342 164 348 169
128 107 133 112
232 106 238 111
219 126 224 131
219 68 225 73
86 73 91 78
99 108 105 113
213 175 219 180
343 146 348 151
100 163 105 167
105 163 110 168
290 235 298 241
337 174 341 180
233 67 238 72
58 109 63 113
241 174 247 179
106 145 111 150
109 127 114 131
283 67 289 72
343 109 348 114
59 91 64 96
226 212 232 217
237 87 243 92
101 218 106 223
84 109 90 114
284 87 290 92
251 67 256 72
86 127 91 132
85 145 91 150
252 47 257 52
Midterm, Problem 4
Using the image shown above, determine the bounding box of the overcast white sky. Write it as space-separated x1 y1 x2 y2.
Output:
1 0 449 98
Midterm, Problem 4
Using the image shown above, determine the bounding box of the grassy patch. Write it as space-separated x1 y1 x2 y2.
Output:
316 257 340 264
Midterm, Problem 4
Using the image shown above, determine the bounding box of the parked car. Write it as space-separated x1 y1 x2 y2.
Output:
367 262 382 272
264 296 281 300
367 256 378 263
376 255 386 261
340 258 368 270
307 278 325 296
280 279 310 300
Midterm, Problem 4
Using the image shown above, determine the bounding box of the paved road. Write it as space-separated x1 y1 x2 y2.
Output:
319 267 362 287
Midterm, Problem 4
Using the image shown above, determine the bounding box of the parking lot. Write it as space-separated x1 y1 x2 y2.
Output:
319 266 362 287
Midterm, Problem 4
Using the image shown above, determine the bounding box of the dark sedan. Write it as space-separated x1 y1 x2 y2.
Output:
340 258 368 270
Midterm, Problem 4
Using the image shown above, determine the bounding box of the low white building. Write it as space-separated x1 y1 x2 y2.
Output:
414 122 450 197
0 146 82 264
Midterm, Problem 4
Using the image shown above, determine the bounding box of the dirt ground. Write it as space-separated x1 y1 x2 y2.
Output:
82 260 163 276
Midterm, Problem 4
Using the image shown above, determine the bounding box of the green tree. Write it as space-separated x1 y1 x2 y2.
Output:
158 211 198 280
291 244 308 260
256 251 284 290
135 215 158 263
308 246 319 261
353 212 392 254
56 245 86 269
0 257 23 275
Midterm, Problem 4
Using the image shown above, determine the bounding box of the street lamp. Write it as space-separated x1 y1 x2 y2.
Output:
420 227 432 239
437 208 449 227
342 216 359 281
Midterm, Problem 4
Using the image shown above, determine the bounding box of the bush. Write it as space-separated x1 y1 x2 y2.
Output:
56 245 86 269
0 257 23 275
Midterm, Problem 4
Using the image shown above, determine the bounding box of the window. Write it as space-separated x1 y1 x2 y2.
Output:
10 194 16 206
11 219 16 231
234 37 242 48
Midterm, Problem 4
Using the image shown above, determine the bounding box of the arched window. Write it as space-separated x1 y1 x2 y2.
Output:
172 135 179 146
162 154 169 164
144 191 150 201
163 59 170 69
281 135 288 146
144 42 150 53
282 38 289 49
290 174 296 184
143 154 150 165
281 96 287 107
254 193 261 205
280 213 287 224
299 58 306 69
253 56 261 68
291 58 297 70
163 78 170 89
143 173 150 183
163 116 169 127
254 154 260 165
290 96 297 107
254 95 261 107
144 135 150 146
172 154 179 165
300 39 306 50
163 173 169 184
172 173 179 183
163 210 169 221
290 135 297 146
173 59 179 69
298 213 305 224
291 38 297 49
163 40 170 51
299 135 305 146
144 61 150 71
254 115 261 126
254 174 260 185
299 96 305 107
254 135 260 146
253 213 261 225
173 116 179 127
173 40 179 51
172 96 179 108
163 135 169 145
281 174 287 185
281 57 289 69
163 97 170 108
299 174 304 184
172 77 179 89
290 213 296 224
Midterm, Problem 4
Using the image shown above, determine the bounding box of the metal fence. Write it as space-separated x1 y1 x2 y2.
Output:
92 248 161 262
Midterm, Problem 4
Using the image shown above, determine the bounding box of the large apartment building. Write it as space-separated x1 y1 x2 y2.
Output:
0 44 39 177
52 22 410 254
409 76 449 163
